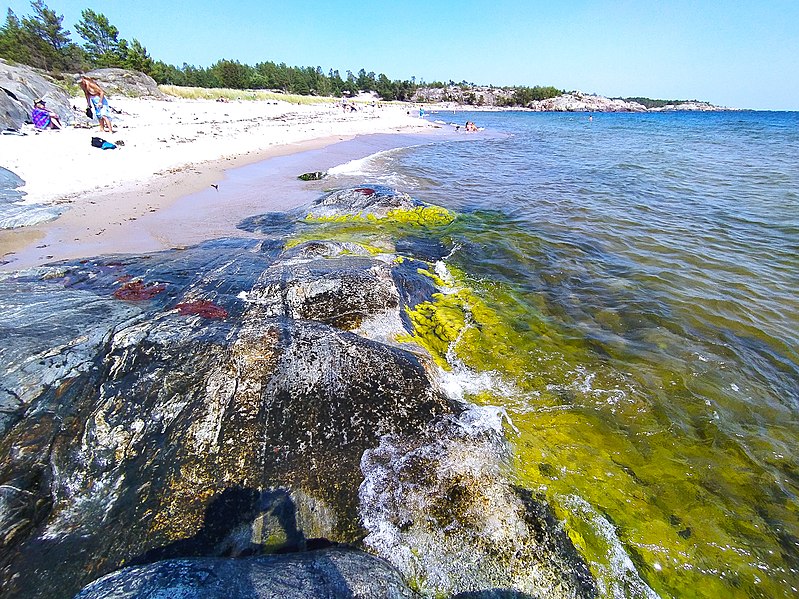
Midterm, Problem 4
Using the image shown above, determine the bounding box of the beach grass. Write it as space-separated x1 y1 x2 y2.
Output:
158 85 336 105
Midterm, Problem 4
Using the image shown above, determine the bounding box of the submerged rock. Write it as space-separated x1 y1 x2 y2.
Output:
74 547 418 598
305 185 454 226
298 170 326 181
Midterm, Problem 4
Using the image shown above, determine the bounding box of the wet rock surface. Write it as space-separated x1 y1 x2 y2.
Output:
74 547 418 598
307 185 419 219
0 188 597 598
360 407 597 598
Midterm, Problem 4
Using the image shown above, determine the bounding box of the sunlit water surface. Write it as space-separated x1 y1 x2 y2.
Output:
324 110 799 598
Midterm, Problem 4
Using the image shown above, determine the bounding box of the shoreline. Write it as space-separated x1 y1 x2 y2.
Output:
0 96 443 270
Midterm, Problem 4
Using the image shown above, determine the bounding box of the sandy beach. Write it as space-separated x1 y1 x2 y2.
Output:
0 95 437 269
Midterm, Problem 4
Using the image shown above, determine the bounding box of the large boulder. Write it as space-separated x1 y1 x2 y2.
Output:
84 67 165 98
0 234 454 598
0 58 74 129
73 547 418 599
0 188 598 599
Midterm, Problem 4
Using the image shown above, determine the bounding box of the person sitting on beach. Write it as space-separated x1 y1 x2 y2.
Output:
78 75 114 133
465 121 478 132
31 99 63 130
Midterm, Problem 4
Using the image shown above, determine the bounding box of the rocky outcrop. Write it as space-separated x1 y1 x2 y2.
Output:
0 238 452 597
0 188 597 599
649 100 728 111
527 92 647 112
412 85 515 107
412 85 728 112
74 547 418 599
84 68 165 98
0 59 75 129
0 61 164 130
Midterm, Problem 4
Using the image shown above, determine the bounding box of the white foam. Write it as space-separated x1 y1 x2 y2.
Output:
327 147 402 176
559 494 661 599
0 202 62 229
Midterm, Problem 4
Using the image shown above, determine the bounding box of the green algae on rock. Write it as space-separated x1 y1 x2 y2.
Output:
393 206 799 599
304 185 455 226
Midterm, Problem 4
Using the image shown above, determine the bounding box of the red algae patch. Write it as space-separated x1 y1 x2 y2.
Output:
113 280 167 300
174 299 229 319
354 187 376 196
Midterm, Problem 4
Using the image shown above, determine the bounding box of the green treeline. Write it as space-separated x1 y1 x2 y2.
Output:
0 1 562 104
622 97 692 109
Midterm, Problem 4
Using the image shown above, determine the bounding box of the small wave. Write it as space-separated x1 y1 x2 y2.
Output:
0 203 63 229
558 494 661 599
326 147 432 191
359 404 593 597
327 147 407 176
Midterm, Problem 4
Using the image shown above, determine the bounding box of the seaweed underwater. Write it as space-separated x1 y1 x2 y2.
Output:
1 184 797 598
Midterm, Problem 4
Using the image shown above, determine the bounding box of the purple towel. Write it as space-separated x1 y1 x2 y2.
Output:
32 108 51 129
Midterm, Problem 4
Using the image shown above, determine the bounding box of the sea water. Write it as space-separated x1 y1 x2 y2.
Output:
0 166 62 229
324 110 799 598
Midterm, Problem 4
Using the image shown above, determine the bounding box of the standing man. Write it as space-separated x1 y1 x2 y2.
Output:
79 75 114 133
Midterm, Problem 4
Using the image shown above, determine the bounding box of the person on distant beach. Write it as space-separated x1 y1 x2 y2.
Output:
31 99 63 130
79 75 114 133
465 121 478 132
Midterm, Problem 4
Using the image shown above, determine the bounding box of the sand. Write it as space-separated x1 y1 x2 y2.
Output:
0 95 437 270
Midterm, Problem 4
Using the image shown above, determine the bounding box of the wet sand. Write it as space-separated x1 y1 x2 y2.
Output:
1 129 451 270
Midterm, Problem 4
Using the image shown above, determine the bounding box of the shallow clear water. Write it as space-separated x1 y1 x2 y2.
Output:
326 111 799 597
0 166 62 229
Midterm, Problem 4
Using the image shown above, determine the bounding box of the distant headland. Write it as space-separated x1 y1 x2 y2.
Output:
412 86 731 112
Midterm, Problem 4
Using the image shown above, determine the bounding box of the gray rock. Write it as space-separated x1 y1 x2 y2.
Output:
0 237 452 598
73 547 418 599
360 409 597 598
527 92 647 112
247 251 400 330
0 58 75 129
84 68 165 98
307 185 419 220
0 189 599 599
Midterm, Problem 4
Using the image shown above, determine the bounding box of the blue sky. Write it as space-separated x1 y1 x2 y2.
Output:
5 0 798 109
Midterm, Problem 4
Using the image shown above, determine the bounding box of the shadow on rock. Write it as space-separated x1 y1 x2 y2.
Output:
131 487 332 565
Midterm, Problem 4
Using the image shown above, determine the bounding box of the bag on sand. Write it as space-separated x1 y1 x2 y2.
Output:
91 136 116 150
85 106 93 118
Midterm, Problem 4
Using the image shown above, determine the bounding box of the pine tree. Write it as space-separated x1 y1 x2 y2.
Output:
75 9 122 67
123 39 155 75
0 9 29 64
21 0 80 71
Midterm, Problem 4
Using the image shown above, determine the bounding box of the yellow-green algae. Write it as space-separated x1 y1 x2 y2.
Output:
286 203 456 257
304 204 455 227
286 205 798 597
397 264 799 599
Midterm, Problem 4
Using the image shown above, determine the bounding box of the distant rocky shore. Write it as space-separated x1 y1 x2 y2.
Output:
526 91 728 112
413 86 732 112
